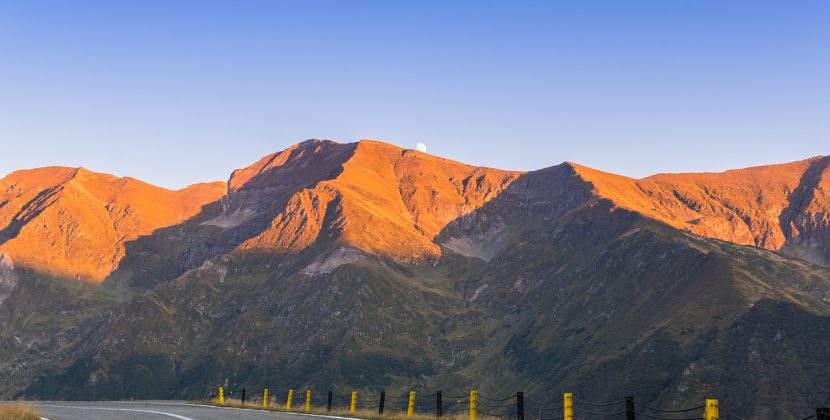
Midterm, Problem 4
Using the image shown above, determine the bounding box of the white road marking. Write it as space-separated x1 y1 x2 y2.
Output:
186 403 360 420
40 401 369 420
37 405 194 420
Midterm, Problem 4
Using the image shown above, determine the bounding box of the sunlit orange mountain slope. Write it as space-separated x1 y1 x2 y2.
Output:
0 167 226 282
0 140 827 285
570 155 830 264
228 140 523 260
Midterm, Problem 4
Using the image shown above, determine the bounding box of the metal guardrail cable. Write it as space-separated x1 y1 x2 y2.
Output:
634 401 707 413
525 397 564 406
573 397 626 407
446 400 471 406
526 405 563 411
444 407 469 413
635 412 704 420
478 394 516 402
799 415 816 420
718 406 747 420
478 400 516 408
476 408 508 417
212 387 782 420
572 406 626 416
478 402 516 409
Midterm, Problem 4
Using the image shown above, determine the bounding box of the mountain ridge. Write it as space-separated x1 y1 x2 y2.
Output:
1 140 828 285
0 139 829 418
0 166 226 284
566 155 830 264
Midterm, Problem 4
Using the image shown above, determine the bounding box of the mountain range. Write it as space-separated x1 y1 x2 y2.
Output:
0 139 828 418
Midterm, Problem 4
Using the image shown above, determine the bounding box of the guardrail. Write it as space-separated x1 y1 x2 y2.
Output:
211 386 830 420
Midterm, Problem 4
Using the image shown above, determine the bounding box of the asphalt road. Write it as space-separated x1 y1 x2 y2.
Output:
33 401 342 420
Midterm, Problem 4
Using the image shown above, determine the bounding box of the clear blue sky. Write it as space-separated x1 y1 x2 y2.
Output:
1 1 828 189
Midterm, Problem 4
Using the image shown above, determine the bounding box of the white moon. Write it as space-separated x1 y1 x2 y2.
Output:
416 142 427 153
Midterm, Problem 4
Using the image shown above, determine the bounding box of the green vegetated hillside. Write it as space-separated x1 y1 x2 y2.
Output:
0 140 828 419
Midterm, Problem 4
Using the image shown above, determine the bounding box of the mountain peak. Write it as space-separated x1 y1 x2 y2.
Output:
0 167 226 282
227 139 356 193
223 138 522 264
558 156 830 262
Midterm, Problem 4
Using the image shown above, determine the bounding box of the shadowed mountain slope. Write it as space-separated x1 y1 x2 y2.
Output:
439 168 830 417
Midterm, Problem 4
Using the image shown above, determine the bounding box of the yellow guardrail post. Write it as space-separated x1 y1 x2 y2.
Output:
350 390 358 413
563 393 573 420
287 388 294 410
263 388 269 408
218 386 224 405
407 391 416 417
705 399 719 420
470 389 477 420
306 388 312 412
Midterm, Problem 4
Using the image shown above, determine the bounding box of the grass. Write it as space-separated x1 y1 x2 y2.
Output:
0 404 41 420
195 398 497 420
